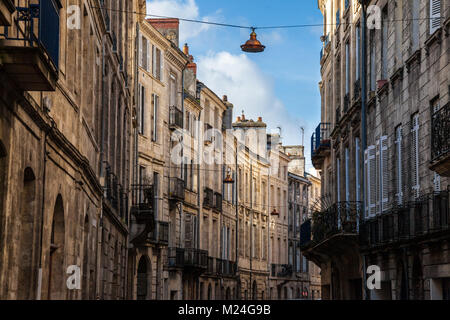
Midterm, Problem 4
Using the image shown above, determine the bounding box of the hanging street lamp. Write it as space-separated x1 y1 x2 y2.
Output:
241 28 265 53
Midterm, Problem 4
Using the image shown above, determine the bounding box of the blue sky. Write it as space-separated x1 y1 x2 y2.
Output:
147 0 323 172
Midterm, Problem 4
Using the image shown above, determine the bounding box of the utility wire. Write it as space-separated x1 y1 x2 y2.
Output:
90 5 444 31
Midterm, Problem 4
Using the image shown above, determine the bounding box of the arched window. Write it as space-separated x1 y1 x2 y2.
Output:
137 255 151 300
17 167 36 299
48 194 65 300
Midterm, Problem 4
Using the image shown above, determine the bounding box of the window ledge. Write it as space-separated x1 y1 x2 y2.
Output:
406 49 421 72
390 66 404 86
425 28 442 54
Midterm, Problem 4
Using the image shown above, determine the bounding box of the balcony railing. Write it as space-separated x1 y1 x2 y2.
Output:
217 259 237 276
148 221 169 245
0 0 60 90
311 123 331 168
169 106 183 129
104 166 128 222
360 191 449 248
354 79 361 101
169 177 185 201
167 248 208 270
203 187 214 208
301 201 362 247
431 103 450 176
130 184 154 223
271 264 293 278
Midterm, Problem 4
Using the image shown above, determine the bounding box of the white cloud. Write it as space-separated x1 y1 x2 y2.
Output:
197 51 304 147
146 0 221 44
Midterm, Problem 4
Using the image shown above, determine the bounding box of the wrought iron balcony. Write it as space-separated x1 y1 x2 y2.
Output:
148 221 169 245
130 184 155 225
303 201 362 247
430 103 450 176
0 0 60 91
167 248 208 271
169 177 185 201
169 106 183 130
360 191 450 249
203 187 214 208
311 123 331 169
354 79 361 101
271 264 293 278
0 0 14 26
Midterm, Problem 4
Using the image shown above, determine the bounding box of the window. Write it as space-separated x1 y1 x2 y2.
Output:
430 0 441 34
355 138 361 204
336 157 341 202
364 145 376 218
151 94 159 142
154 172 159 218
411 114 420 198
379 136 389 212
411 0 420 50
152 46 163 81
395 126 403 205
345 148 349 202
139 35 149 71
370 30 376 91
381 7 388 80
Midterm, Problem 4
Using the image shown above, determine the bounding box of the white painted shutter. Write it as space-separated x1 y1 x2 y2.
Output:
411 114 420 198
380 136 389 211
364 148 369 218
430 0 441 34
337 158 341 203
367 146 377 217
376 140 381 214
395 127 403 205
153 95 158 142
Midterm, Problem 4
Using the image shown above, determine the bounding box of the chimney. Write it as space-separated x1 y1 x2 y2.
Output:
147 18 180 46
183 43 189 55
237 116 241 122
223 95 228 102
258 117 262 122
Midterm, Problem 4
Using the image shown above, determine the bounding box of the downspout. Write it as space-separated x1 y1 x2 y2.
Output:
235 141 239 286
249 162 253 298
36 117 56 300
359 0 368 300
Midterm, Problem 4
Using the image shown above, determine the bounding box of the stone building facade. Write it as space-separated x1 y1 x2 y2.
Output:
0 0 140 300
302 0 450 300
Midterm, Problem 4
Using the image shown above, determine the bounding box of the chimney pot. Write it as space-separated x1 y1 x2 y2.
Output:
223 95 228 102
258 117 262 122
237 116 241 122
183 43 189 55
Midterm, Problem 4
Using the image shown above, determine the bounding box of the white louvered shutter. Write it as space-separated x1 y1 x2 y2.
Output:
380 136 389 211
411 114 420 198
430 0 441 34
376 140 381 215
368 146 377 217
395 127 403 205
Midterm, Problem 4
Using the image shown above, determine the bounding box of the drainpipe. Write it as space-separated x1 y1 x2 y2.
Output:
359 0 368 300
249 162 253 298
36 117 56 300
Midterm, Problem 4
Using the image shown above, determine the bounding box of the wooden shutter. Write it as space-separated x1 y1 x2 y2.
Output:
152 45 156 77
365 146 376 217
160 49 164 82
185 214 192 248
336 158 341 202
430 0 441 34
411 114 420 198
380 136 389 212
153 95 158 142
395 127 403 205
146 39 150 72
